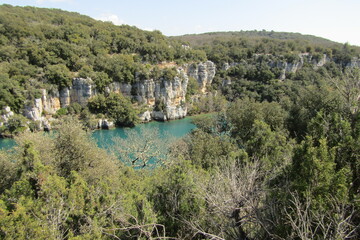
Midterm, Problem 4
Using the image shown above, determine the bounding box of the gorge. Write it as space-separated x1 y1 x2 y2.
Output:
1 5 360 240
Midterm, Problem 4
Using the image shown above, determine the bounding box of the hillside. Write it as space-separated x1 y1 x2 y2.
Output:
0 4 205 112
0 5 360 240
173 30 360 66
173 30 343 47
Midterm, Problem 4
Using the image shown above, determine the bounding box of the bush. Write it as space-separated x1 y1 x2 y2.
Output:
186 77 199 99
54 108 68 118
88 93 139 127
154 99 166 112
67 103 82 114
44 64 71 89
6 114 28 134
162 67 177 80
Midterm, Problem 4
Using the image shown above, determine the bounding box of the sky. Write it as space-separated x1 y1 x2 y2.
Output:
1 0 360 46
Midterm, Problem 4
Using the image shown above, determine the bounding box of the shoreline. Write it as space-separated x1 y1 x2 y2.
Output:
0 112 215 140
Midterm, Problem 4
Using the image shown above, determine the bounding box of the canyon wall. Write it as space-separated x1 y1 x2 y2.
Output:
23 61 216 126
223 53 332 81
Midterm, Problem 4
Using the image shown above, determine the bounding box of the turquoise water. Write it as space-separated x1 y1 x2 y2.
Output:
0 117 196 150
0 138 16 150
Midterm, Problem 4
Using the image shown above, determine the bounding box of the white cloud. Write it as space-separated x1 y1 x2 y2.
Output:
142 27 154 32
96 13 125 26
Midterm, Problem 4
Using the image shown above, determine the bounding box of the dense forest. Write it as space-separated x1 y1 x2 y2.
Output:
1 4 360 240
0 4 205 133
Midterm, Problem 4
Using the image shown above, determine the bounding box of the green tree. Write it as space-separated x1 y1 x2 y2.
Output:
88 93 139 127
53 117 119 183
0 73 25 113
290 137 349 209
246 120 293 170
151 161 207 238
44 64 72 88
186 129 239 170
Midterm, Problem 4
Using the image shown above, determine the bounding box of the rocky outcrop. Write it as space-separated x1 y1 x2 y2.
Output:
347 57 360 68
59 88 71 107
59 78 96 107
152 111 167 121
103 61 215 121
22 61 216 127
224 53 332 81
187 61 216 93
71 78 96 106
139 110 152 122
41 89 61 114
23 98 52 130
314 54 331 68
106 82 132 96
24 98 43 122
134 68 189 120
0 106 14 127
98 119 115 129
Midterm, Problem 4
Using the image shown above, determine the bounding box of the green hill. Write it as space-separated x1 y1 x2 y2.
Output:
0 4 205 112
172 30 343 47
173 30 360 65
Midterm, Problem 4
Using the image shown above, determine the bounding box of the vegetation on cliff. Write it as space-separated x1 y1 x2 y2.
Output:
0 4 205 115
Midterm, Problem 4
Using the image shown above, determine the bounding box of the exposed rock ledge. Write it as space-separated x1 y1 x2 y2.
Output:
23 61 216 128
0 106 14 127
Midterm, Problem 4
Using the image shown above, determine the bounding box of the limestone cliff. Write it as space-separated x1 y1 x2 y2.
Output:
223 53 332 81
107 61 216 121
188 61 216 93
23 61 216 126
0 106 14 127
347 57 360 68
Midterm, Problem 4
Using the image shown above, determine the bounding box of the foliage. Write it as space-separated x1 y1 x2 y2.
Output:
0 4 206 112
153 99 166 112
151 160 207 238
88 93 139 127
66 102 82 114
1 4 360 240
0 114 28 135
44 64 72 89
161 67 177 80
188 93 227 115
54 107 68 118
186 129 239 170
186 77 200 99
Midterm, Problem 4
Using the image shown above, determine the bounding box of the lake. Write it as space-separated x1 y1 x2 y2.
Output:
0 117 196 150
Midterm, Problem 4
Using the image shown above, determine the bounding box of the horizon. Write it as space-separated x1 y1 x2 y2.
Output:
1 0 360 47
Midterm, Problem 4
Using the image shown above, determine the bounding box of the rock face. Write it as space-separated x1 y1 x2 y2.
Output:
269 53 331 80
71 78 96 106
41 89 61 114
139 110 152 122
23 89 61 123
24 98 43 122
103 61 216 121
224 53 332 80
59 88 71 108
98 119 115 129
22 61 216 127
347 57 360 68
0 106 14 127
188 61 216 93
59 78 96 107
23 98 52 130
